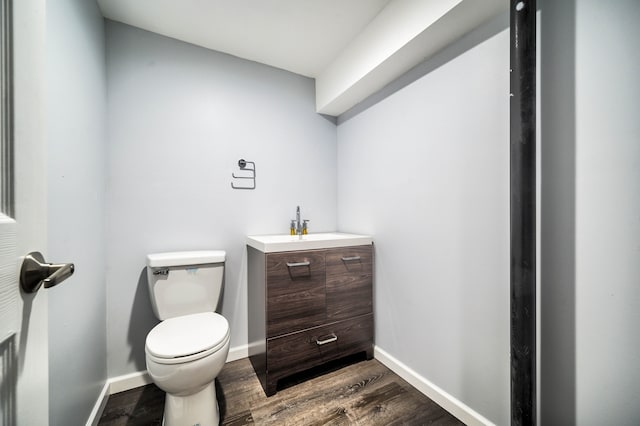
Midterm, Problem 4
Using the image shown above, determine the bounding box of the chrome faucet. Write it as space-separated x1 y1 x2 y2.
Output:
294 206 309 236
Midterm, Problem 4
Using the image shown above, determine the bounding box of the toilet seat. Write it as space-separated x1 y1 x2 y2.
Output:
146 312 229 364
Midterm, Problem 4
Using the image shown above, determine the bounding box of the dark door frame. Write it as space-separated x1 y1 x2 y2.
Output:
510 0 536 424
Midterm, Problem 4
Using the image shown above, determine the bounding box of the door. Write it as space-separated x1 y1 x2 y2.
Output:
0 0 49 424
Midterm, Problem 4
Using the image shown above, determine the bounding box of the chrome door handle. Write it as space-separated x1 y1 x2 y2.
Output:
20 251 75 293
341 256 361 261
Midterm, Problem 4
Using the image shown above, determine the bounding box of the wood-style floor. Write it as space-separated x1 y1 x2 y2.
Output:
98 354 465 425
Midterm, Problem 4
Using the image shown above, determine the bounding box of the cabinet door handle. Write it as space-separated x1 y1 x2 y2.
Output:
286 261 310 267
341 256 361 261
315 333 338 345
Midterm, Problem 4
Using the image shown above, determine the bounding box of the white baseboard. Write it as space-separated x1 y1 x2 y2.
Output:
374 346 494 426
226 343 248 362
85 381 110 426
85 371 153 425
108 370 153 394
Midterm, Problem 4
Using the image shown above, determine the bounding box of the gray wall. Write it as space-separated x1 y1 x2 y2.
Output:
574 1 640 421
541 0 640 424
104 21 337 377
336 21 510 425
46 0 108 425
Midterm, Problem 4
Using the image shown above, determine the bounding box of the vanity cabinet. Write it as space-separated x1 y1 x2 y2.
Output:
248 243 373 396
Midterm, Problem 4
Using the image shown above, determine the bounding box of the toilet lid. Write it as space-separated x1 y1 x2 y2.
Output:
146 312 229 359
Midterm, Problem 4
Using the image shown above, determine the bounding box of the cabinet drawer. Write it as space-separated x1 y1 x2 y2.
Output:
267 314 373 379
266 251 326 337
326 246 373 321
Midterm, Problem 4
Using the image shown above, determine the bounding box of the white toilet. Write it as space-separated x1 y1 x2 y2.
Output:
145 250 230 426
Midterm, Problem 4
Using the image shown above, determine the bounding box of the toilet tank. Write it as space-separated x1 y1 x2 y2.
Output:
146 250 226 320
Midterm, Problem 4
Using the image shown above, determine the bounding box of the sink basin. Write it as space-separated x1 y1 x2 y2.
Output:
247 232 372 253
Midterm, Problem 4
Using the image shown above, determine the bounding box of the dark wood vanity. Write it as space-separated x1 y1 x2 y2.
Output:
247 241 373 396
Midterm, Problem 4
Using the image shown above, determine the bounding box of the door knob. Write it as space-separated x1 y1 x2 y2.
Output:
20 251 75 293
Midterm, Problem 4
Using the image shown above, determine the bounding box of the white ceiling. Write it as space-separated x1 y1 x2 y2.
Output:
97 0 506 116
97 0 392 78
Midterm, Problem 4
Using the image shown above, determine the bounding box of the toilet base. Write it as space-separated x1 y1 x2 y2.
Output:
162 381 219 426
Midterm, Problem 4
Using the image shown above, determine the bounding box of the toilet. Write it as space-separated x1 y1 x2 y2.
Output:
144 250 230 426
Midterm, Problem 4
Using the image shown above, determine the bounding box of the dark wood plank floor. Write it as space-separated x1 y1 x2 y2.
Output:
98 354 465 425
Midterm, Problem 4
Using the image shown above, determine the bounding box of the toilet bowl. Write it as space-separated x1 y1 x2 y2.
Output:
144 251 229 426
145 312 230 425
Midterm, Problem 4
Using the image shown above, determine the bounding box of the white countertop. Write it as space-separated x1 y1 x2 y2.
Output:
247 232 373 253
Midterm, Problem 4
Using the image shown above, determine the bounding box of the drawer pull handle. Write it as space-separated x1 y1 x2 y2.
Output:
316 334 338 345
341 256 361 261
287 261 310 267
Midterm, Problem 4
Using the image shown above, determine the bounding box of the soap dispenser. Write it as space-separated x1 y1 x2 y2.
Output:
302 220 309 235
290 220 296 235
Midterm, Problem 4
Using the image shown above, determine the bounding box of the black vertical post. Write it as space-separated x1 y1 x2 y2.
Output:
510 0 536 425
